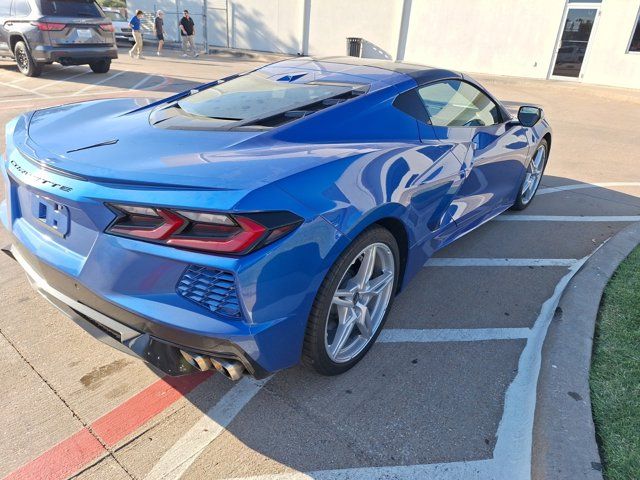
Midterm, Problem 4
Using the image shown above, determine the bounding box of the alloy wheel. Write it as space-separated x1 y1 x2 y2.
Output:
324 242 395 363
16 47 29 73
521 144 547 204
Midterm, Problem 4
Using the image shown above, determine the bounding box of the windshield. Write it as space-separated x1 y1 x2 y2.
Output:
104 11 125 22
41 0 103 17
177 72 365 122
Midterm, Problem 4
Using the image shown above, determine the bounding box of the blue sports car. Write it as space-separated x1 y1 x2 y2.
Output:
1 57 551 380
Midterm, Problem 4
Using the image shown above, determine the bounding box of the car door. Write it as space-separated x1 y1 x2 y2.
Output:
417 79 529 232
0 1 13 55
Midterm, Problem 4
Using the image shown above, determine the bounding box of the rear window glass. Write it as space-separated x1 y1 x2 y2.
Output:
41 0 103 17
177 72 365 122
104 10 125 22
13 0 32 16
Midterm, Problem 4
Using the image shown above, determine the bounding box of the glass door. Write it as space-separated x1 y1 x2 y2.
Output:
551 6 599 78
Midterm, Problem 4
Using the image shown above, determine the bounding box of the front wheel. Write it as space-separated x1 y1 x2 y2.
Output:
302 226 399 376
511 138 548 211
89 59 111 73
14 41 42 77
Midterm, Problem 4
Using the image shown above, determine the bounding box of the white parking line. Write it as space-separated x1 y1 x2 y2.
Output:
0 89 137 106
32 70 92 91
496 215 640 222
426 258 577 267
379 328 531 342
130 74 154 90
0 80 48 97
73 70 127 95
6 65 69 84
220 256 591 480
538 182 640 195
144 376 270 480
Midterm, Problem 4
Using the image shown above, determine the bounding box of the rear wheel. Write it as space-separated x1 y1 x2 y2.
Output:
302 226 399 375
89 59 111 73
511 138 548 211
14 41 42 77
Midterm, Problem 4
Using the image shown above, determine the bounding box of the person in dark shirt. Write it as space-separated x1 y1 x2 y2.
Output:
154 10 164 56
128 10 144 59
179 10 198 57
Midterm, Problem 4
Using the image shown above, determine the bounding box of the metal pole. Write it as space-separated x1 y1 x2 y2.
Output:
203 0 208 53
176 0 180 43
226 0 230 48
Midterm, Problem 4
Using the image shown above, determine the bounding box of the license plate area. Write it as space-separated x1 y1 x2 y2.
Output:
76 28 93 40
31 194 70 237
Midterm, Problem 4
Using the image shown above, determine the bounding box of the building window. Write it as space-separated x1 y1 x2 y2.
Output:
630 10 640 52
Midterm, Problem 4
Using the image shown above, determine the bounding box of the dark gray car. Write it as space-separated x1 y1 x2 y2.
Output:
0 0 118 77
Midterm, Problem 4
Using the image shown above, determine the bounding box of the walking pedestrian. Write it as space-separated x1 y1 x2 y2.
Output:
179 10 198 58
154 10 164 56
129 10 144 59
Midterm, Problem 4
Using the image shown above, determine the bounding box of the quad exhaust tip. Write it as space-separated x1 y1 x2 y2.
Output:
180 350 245 381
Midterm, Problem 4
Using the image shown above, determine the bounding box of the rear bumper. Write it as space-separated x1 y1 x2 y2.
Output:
32 44 118 63
2 242 270 378
115 33 134 42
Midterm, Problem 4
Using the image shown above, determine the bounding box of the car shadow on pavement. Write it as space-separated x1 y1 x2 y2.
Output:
140 177 640 478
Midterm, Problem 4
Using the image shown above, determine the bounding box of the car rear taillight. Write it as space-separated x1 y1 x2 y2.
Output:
31 22 66 31
99 24 115 32
106 205 303 255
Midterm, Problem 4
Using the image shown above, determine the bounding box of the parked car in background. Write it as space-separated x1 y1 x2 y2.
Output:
0 0 117 77
102 7 133 45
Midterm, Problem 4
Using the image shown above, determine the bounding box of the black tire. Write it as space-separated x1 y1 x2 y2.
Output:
511 138 549 211
302 226 400 376
14 41 42 77
89 59 111 73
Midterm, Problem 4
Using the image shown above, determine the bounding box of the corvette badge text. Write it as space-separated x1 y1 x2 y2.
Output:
9 158 73 192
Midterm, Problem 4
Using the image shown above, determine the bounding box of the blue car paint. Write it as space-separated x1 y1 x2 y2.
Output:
0 58 551 374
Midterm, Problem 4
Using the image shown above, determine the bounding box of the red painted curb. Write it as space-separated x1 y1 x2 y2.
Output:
4 372 212 480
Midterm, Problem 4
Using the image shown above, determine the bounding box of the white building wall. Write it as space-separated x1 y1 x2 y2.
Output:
126 0 640 89
227 0 304 54
401 0 566 79
307 0 403 59
581 0 640 88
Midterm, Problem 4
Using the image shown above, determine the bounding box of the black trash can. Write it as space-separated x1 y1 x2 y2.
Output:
347 37 363 57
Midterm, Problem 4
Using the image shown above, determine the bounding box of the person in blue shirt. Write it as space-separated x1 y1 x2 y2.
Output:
129 10 144 59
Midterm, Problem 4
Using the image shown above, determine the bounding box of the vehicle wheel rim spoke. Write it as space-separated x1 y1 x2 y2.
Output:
353 245 376 290
329 308 356 357
333 289 356 307
325 242 395 363
363 271 394 297
521 145 546 203
356 305 373 339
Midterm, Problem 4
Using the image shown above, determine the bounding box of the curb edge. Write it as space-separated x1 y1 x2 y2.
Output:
532 221 640 479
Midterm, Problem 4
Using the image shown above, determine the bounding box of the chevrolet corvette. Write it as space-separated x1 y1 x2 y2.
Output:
0 57 551 380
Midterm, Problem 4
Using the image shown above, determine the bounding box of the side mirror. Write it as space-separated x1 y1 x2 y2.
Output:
517 106 543 127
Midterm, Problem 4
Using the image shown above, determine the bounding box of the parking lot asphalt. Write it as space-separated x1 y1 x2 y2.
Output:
0 47 639 480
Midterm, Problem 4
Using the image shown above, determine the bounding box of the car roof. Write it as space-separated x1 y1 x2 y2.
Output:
264 57 462 88
315 56 463 85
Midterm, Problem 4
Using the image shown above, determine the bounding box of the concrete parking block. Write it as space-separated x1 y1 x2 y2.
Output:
388 266 568 329
181 340 524 479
